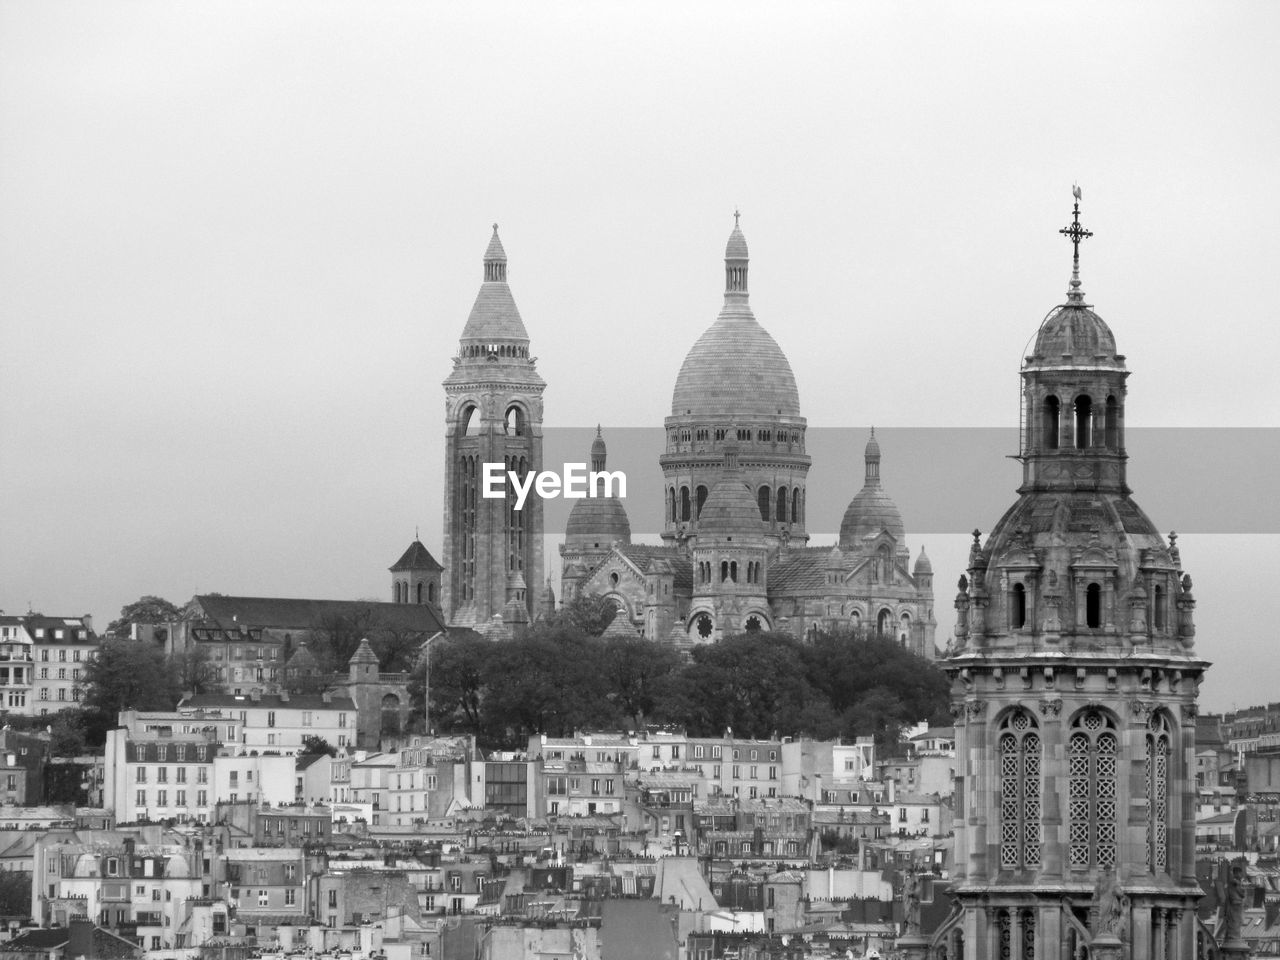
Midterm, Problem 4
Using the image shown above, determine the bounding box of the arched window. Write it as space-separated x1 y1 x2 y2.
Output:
680 487 691 522
1105 395 1119 449
1044 395 1060 450
416 582 423 604
900 612 911 645
1011 583 1027 629
1146 712 1173 872
729 561 738 582
393 582 402 604
998 709 1042 869
1068 709 1118 868
1074 395 1092 449
428 582 436 603
696 485 708 519
1086 582 1102 628
694 613 713 639
757 486 771 521
720 561 729 583
505 405 525 436
777 488 788 524
745 615 762 632
877 609 892 637
792 488 801 524
460 404 481 437
1153 583 1166 631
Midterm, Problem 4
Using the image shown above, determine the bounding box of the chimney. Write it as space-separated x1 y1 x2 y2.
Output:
68 918 94 958
250 690 261 703
321 690 332 704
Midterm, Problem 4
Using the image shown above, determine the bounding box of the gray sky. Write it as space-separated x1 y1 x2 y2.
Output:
2 2 1277 712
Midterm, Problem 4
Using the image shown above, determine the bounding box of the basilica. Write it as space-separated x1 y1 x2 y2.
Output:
438 215 936 650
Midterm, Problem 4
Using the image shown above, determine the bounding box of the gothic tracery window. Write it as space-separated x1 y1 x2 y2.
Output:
1068 709 1118 869
1146 711 1173 872
998 709 1042 869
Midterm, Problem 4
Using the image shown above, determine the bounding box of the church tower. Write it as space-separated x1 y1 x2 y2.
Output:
932 194 1209 960
441 226 545 628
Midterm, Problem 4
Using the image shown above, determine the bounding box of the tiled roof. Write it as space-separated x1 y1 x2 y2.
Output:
615 545 693 590
389 540 443 572
187 595 444 635
767 548 832 594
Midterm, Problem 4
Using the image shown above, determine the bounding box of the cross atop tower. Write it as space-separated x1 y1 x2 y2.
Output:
1059 185 1093 300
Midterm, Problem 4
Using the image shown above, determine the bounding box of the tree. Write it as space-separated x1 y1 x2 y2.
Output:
82 640 181 717
48 713 87 757
300 735 337 757
105 596 181 641
599 636 681 728
548 595 617 637
173 645 216 695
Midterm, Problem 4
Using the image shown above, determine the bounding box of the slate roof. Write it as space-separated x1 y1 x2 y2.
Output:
187 595 444 636
179 691 355 711
389 540 443 572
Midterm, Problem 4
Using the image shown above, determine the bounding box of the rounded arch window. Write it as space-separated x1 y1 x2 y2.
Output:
505 405 526 436
899 612 911 645
415 582 423 604
427 582 436 603
694 613 713 639
610 572 619 587
696 485 708 519
1086 582 1102 629
876 608 892 637
777 487 788 524
680 487 691 522
1105 394 1119 449
1011 582 1027 629
1068 708 1119 868
757 486 771 521
1044 395 1061 450
1074 394 1092 448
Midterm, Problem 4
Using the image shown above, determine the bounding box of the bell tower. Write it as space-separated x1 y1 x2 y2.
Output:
931 193 1210 960
441 226 545 628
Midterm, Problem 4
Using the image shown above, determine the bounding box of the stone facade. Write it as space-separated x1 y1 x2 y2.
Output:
561 218 935 651
933 198 1209 960
442 226 545 631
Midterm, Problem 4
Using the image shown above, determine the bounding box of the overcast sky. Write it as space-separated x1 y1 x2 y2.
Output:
2 2 1277 712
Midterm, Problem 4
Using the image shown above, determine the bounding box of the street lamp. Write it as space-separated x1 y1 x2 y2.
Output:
417 631 446 736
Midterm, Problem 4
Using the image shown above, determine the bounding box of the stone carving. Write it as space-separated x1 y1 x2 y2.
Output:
1219 861 1247 942
1129 699 1154 721
1181 703 1198 722
1093 864 1128 937
965 700 987 719
1039 698 1063 717
903 867 922 936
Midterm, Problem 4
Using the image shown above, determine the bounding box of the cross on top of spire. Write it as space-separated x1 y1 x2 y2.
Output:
1059 185 1093 300
734 209 741 227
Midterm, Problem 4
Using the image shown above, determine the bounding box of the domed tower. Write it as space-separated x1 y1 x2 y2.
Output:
686 445 771 641
559 427 632 601
933 194 1208 960
441 226 545 627
661 214 810 550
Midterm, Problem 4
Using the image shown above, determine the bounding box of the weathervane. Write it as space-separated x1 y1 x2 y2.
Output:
1059 185 1092 299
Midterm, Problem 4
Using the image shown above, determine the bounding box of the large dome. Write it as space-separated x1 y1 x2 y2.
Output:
670 217 801 420
671 315 801 418
698 475 763 536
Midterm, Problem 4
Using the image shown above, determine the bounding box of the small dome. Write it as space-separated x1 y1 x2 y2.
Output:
913 546 933 575
840 486 906 548
565 497 632 545
590 426 607 462
865 430 881 460
1031 303 1119 365
698 476 763 536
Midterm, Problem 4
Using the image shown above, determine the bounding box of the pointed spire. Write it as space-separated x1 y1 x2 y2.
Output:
1059 186 1092 302
484 223 508 282
864 428 881 485
724 211 749 297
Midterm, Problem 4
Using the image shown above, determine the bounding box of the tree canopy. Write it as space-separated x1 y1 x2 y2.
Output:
408 602 950 750
105 596 181 640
